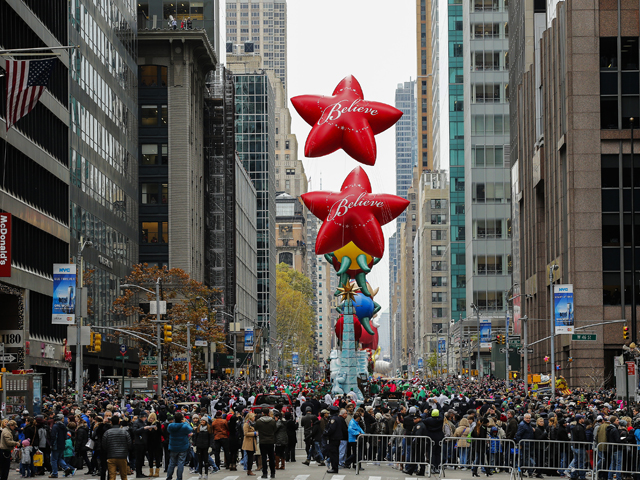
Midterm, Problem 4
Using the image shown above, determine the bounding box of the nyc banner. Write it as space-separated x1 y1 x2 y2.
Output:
52 264 76 325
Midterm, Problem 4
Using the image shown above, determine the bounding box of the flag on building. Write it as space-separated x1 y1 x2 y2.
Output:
5 58 57 130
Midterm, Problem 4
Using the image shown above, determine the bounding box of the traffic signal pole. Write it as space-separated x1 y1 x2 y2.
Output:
156 279 162 396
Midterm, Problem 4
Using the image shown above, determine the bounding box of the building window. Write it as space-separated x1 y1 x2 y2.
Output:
431 214 447 225
141 221 168 244
601 37 640 129
139 65 167 87
432 276 448 287
432 308 446 318
431 245 446 256
431 230 446 240
431 261 447 271
278 252 293 266
432 292 447 303
286 168 295 175
141 144 169 165
431 199 447 209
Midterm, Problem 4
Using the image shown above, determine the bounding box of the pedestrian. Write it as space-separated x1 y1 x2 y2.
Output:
63 432 74 470
102 416 131 480
166 412 193 480
324 407 346 474
211 411 230 469
20 439 34 478
146 413 162 477
242 412 257 477
284 412 297 463
75 419 93 474
254 408 277 479
192 418 213 479
344 412 364 470
132 411 150 478
186 17 192 29
273 411 288 470
49 414 74 478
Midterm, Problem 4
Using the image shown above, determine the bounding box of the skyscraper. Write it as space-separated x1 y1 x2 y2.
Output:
449 0 466 323
226 0 288 95
463 0 512 374
395 81 418 226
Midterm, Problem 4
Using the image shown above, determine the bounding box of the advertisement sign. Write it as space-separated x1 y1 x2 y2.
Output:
244 327 254 352
0 213 10 277
52 264 76 325
512 291 522 335
480 319 492 348
438 338 446 354
554 284 574 334
292 352 299 366
417 357 424 369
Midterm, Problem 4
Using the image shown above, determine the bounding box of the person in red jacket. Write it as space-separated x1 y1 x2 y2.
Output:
211 412 230 470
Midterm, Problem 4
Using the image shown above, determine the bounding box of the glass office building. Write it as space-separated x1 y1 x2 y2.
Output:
449 0 466 321
69 0 139 376
233 73 276 342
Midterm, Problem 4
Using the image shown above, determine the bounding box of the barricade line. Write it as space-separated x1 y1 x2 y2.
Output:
355 433 434 477
593 442 640 480
516 439 594 480
440 436 517 480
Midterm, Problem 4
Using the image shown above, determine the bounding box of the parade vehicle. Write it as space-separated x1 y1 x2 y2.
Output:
250 392 296 418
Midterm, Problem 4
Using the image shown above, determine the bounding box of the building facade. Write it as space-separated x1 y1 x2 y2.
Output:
275 193 306 273
225 0 287 94
449 0 467 325
463 0 512 376
512 0 640 385
414 171 450 363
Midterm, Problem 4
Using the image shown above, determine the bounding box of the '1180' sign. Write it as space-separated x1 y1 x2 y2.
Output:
0 331 23 346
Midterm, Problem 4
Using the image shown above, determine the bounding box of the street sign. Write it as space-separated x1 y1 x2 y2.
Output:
628 362 636 376
141 358 157 366
120 344 127 354
115 356 129 360
173 357 188 362
572 333 597 341
518 348 534 354
0 354 16 363
152 370 168 375
194 340 207 347
500 347 516 353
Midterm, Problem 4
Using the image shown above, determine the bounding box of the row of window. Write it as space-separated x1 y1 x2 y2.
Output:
472 146 507 167
141 221 168 244
471 22 508 39
141 105 169 126
473 218 510 239
473 254 512 275
600 37 640 129
472 182 512 203
471 115 510 136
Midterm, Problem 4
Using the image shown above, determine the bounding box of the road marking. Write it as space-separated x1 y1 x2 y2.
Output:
219 477 239 480
369 476 382 480
293 476 310 480
330 476 345 480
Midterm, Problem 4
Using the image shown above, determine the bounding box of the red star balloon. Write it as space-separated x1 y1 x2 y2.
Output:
291 75 403 166
301 166 409 258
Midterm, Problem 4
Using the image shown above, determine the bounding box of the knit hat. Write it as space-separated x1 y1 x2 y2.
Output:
21 440 29 447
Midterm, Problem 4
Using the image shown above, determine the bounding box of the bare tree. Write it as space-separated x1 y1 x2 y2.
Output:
581 366 613 391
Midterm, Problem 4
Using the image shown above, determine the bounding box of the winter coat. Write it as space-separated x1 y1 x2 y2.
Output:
147 421 162 450
167 422 193 452
193 426 212 450
275 420 288 446
242 422 257 452
131 418 149 446
285 419 297 444
255 416 277 445
102 427 132 459
212 418 229 440
75 426 89 453
454 418 472 447
347 418 364 443
64 437 74 458
514 420 535 443
51 422 67 451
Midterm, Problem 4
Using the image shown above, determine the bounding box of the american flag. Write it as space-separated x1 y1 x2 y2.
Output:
5 58 57 131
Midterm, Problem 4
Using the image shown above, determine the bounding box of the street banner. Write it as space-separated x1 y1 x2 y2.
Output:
292 351 299 366
554 284 574 334
438 338 446 353
52 264 76 325
417 357 423 369
480 319 492 348
244 327 254 352
0 213 11 277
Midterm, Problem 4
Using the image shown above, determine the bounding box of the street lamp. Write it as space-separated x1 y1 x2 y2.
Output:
549 264 560 401
470 303 481 379
76 238 92 403
195 296 214 385
120 278 163 396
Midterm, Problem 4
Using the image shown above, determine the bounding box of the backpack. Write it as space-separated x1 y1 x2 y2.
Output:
38 426 50 448
597 423 610 451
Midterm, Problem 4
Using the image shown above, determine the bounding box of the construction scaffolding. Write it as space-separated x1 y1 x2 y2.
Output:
204 67 236 321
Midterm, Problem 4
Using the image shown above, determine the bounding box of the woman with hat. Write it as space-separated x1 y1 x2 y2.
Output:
242 412 258 476
0 420 19 480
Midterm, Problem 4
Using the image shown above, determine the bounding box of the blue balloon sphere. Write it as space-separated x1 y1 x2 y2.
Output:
353 293 375 321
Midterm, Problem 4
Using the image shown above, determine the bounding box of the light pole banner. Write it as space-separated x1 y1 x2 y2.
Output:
52 264 76 325
480 319 492 348
292 351 299 366
438 338 446 353
554 284 574 334
244 327 254 352
417 357 424 369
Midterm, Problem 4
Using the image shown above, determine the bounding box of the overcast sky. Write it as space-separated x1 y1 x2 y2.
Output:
223 0 448 315
287 0 425 313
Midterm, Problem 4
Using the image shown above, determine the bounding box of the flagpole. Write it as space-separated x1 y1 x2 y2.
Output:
0 46 78 54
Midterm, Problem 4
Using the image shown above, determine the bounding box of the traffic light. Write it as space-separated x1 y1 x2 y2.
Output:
164 324 173 343
94 334 102 352
89 332 95 350
624 326 630 340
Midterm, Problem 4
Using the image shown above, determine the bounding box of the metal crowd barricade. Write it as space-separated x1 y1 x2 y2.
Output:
355 433 434 476
594 442 639 480
440 436 517 479
516 440 593 480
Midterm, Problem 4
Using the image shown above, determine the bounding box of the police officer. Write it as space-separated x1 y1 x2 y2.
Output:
324 406 346 473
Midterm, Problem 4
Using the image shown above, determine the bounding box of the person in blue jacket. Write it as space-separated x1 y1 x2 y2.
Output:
166 412 193 480
344 413 365 470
